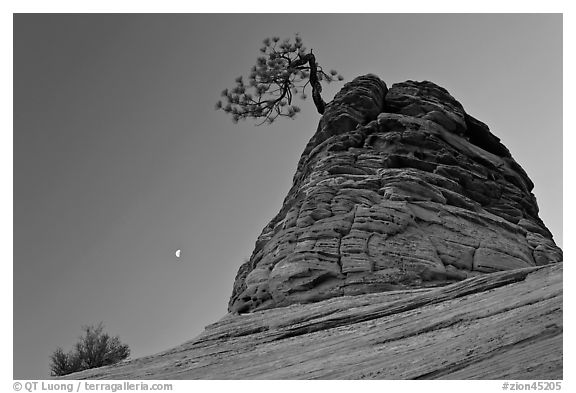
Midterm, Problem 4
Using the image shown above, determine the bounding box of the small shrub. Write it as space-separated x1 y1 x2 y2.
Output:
49 322 130 376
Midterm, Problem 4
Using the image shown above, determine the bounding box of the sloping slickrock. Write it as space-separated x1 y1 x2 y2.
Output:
63 263 562 379
228 75 562 314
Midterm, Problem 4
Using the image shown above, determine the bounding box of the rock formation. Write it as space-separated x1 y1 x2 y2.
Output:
63 263 562 379
60 75 563 380
228 75 562 314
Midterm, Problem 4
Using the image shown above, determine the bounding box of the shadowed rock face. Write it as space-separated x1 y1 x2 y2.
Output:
229 75 562 314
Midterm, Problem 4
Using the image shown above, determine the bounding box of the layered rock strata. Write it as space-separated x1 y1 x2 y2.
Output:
229 75 562 314
63 263 562 380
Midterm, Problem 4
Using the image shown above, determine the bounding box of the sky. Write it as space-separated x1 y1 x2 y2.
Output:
13 13 562 379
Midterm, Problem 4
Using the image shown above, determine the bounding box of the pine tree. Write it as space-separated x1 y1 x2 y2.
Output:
216 34 343 125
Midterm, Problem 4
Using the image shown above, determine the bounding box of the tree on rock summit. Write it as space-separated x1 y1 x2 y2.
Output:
216 34 344 125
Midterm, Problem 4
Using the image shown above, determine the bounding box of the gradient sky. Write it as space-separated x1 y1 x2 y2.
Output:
13 14 562 379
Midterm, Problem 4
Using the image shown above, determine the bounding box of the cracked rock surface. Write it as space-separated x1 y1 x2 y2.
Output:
228 75 562 314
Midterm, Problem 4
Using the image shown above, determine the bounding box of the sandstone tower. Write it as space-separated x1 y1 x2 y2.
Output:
228 75 562 314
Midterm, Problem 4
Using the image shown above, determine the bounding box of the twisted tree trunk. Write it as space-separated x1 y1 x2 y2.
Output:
290 51 326 114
